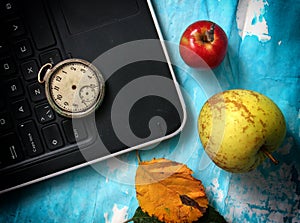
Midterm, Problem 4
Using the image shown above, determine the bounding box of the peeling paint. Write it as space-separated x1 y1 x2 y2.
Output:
236 0 271 42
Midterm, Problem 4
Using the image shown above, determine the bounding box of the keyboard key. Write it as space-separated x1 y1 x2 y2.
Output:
35 103 55 124
42 124 64 150
22 0 55 50
40 49 62 65
7 18 25 37
0 40 9 56
21 60 39 81
0 96 5 109
19 120 44 157
0 133 23 167
28 82 46 102
0 112 13 132
0 0 17 17
0 84 4 109
6 77 23 97
62 119 88 143
11 99 31 119
0 57 16 75
14 39 32 59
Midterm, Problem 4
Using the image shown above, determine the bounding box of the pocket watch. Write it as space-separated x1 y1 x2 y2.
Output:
38 58 105 118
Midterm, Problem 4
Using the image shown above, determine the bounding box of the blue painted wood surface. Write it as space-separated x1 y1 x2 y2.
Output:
0 0 299 222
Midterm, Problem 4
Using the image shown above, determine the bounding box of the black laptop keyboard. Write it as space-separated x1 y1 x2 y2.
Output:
0 1 88 170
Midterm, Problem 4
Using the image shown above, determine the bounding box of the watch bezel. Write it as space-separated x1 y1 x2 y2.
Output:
44 58 105 118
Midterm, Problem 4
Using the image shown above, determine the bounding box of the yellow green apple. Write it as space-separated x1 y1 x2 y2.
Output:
198 89 286 173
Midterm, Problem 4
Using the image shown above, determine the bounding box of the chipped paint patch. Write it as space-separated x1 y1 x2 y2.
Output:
104 204 129 223
225 163 300 222
236 0 271 42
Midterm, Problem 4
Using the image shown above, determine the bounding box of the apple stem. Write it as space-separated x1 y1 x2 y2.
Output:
262 149 279 165
205 23 215 42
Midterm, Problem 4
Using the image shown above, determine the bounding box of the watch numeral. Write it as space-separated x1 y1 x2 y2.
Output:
62 70 67 74
54 86 60 91
64 101 69 106
70 66 76 71
55 76 62 82
57 94 63 101
80 68 86 73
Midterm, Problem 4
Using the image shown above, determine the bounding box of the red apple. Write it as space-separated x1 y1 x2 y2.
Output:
179 20 228 69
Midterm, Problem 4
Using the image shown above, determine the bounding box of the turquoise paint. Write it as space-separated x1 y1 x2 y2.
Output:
252 16 258 25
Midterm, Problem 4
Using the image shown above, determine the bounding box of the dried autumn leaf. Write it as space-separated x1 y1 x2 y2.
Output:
135 158 208 223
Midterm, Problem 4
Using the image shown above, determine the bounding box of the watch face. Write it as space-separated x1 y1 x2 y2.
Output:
46 59 105 118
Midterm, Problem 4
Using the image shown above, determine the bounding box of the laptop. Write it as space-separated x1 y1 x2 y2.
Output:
0 0 186 193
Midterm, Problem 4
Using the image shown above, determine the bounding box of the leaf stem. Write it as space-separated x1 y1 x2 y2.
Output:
136 150 141 164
